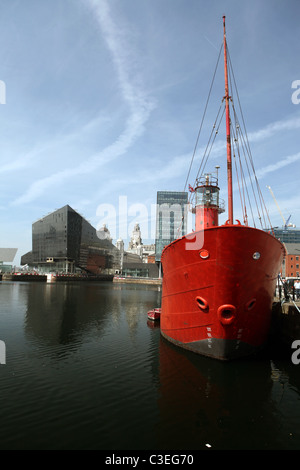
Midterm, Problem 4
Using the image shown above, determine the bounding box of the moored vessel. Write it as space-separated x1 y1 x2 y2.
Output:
147 308 161 321
160 17 285 360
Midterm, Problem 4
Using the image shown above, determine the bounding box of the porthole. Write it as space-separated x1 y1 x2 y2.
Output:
246 298 256 311
196 296 209 311
217 304 236 326
253 252 260 260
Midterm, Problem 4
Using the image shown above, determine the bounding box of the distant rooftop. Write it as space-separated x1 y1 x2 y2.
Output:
283 243 300 254
34 204 94 225
0 248 18 262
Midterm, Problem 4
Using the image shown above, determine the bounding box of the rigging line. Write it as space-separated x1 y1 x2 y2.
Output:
232 129 255 226
194 103 225 183
231 124 247 224
255 179 267 228
188 102 225 207
237 142 251 226
183 43 223 192
236 124 265 228
228 52 271 230
256 182 274 232
238 155 249 225
227 65 257 226
231 119 252 226
227 49 252 158
230 103 257 227
227 50 269 227
235 122 262 227
234 131 249 225
229 82 265 230
233 147 245 223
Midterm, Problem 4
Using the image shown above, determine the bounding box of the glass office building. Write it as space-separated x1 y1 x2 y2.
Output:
155 191 188 262
271 228 300 244
21 205 120 274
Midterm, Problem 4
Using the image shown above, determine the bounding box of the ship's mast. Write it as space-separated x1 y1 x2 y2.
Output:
223 16 233 224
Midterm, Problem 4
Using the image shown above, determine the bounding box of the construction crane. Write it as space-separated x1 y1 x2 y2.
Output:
266 185 296 229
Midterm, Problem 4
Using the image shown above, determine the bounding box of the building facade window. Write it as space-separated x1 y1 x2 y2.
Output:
155 191 188 262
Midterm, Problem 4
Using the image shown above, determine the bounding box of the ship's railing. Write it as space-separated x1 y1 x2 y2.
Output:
195 174 219 188
190 198 225 214
218 198 225 213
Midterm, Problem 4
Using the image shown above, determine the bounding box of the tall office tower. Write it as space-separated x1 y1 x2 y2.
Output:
155 191 188 263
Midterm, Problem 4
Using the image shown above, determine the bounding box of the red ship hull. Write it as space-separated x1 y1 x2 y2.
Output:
160 224 285 360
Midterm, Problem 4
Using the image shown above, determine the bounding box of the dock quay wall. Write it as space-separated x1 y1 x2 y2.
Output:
1 274 160 284
52 274 114 282
113 277 162 286
2 273 47 282
271 300 300 349
1 273 114 282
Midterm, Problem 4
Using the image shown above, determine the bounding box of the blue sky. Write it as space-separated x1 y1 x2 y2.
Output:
0 0 299 265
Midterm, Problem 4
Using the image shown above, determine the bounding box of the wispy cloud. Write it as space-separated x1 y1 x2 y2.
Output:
12 0 155 206
10 0 300 208
247 115 300 142
256 151 300 179
87 0 153 113
12 111 152 205
100 113 300 199
170 112 300 189
211 113 300 157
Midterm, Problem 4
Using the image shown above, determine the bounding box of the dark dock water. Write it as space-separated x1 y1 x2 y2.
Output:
0 280 300 450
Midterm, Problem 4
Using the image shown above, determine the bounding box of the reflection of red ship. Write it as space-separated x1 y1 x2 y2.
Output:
157 337 276 450
160 17 285 361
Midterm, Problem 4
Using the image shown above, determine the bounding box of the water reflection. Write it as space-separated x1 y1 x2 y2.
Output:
0 281 299 450
24 282 116 345
24 282 161 347
156 336 299 450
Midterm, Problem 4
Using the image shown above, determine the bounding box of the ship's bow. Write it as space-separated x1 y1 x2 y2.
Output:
160 225 284 360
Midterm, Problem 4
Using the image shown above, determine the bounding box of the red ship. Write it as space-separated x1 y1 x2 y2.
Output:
160 17 285 360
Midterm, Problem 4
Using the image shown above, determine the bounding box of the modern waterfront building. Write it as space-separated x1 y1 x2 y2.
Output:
155 191 188 262
20 205 120 274
0 248 18 273
272 228 300 244
121 259 159 278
